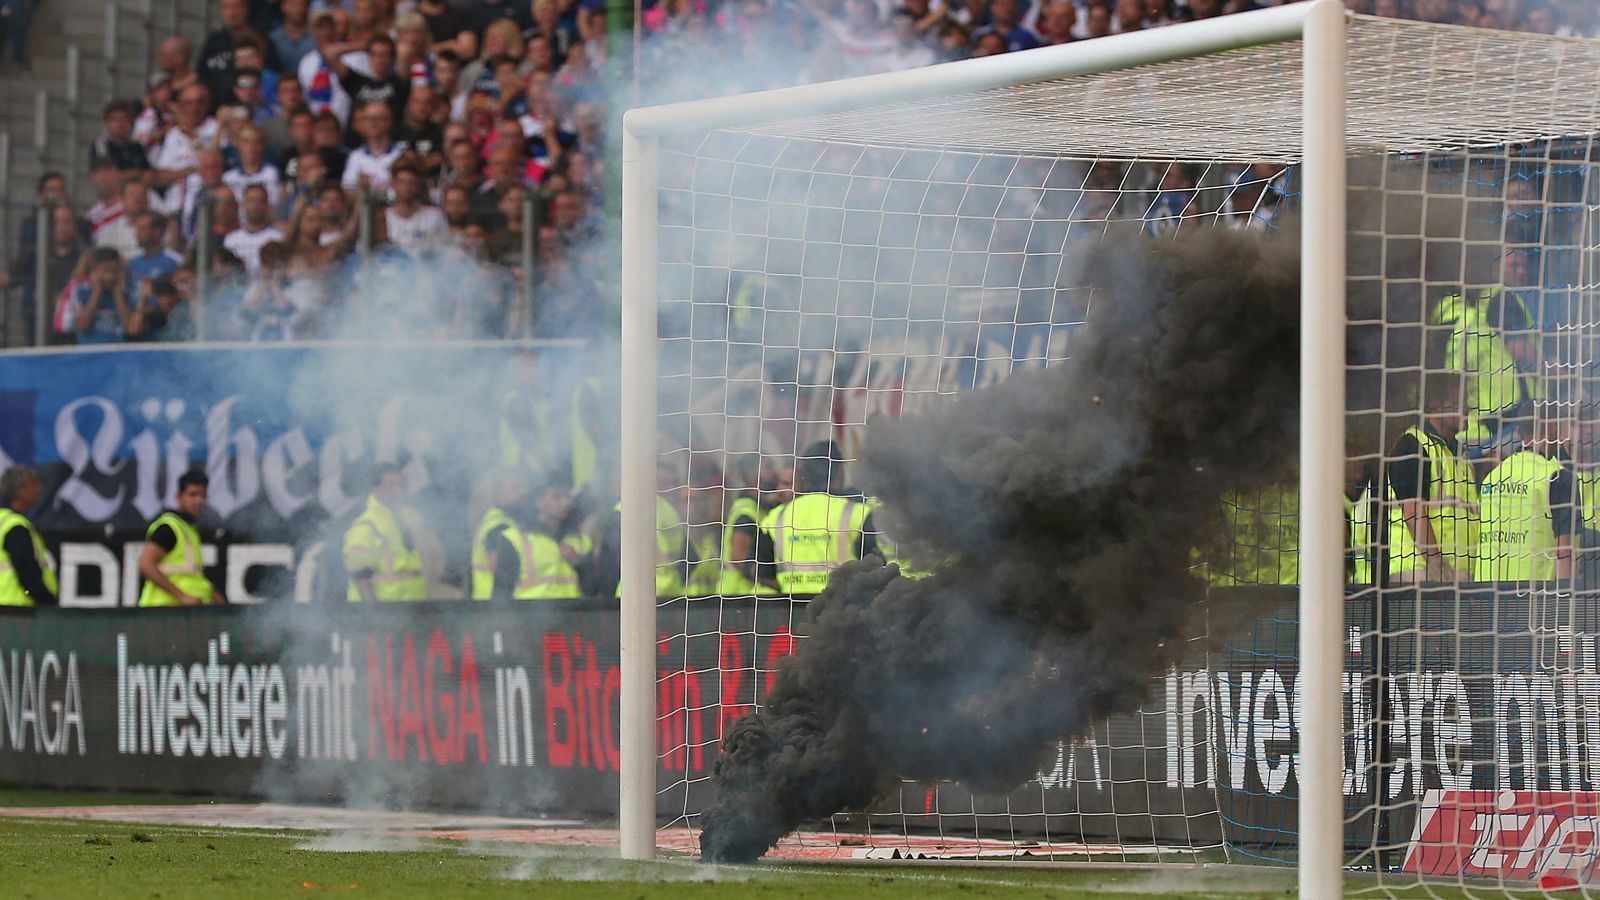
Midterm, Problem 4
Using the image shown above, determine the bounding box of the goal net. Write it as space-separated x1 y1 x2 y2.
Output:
620 5 1600 895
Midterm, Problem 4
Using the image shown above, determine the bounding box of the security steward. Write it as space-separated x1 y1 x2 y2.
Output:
758 441 880 594
685 456 774 597
1208 485 1300 587
1433 285 1541 447
344 461 427 602
0 465 58 607
1385 378 1479 582
138 469 225 606
1476 405 1579 583
471 468 528 600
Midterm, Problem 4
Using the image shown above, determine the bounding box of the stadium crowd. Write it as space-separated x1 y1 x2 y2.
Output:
2 0 1595 345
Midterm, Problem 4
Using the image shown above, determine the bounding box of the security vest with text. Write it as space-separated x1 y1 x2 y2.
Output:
763 493 871 594
343 496 428 601
0 509 56 607
1476 450 1565 582
138 511 214 607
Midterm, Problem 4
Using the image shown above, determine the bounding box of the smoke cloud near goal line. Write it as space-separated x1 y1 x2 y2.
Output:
698 223 1305 864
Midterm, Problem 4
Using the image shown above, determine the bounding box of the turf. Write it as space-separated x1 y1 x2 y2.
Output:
0 814 1317 900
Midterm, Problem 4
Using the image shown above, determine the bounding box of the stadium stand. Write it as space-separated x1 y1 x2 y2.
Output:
0 0 1590 346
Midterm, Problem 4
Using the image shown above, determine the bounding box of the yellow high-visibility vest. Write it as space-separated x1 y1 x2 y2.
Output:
1435 288 1540 444
507 526 581 599
614 495 688 598
0 509 56 607
686 496 772 597
1209 487 1299 587
762 493 870 594
470 506 516 600
138 511 214 607
1386 426 1479 577
1476 450 1565 582
1347 486 1374 586
343 496 427 601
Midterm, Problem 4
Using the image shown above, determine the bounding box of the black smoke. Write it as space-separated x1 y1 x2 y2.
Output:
698 224 1304 863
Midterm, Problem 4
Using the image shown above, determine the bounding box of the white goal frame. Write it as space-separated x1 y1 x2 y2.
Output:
617 2 1349 897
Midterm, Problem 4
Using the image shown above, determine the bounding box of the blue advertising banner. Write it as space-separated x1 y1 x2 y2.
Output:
0 342 602 605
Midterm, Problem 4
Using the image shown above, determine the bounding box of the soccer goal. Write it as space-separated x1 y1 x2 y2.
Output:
619 4 1600 897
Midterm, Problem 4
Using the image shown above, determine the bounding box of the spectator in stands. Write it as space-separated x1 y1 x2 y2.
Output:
1142 0 1175 26
154 84 219 216
4 203 84 344
343 101 403 190
396 85 446 178
92 100 154 181
86 160 129 243
1112 0 1146 31
0 0 32 71
972 0 1041 51
153 36 198 92
229 67 273 128
385 163 448 253
271 0 317 74
312 180 359 254
127 274 193 342
257 79 303 153
433 50 468 121
180 151 229 240
125 212 183 297
883 10 936 70
420 0 471 49
68 248 133 344
280 150 328 221
440 183 474 234
198 0 279 105
1184 0 1222 20
300 11 353 127
1082 2 1114 38
97 180 153 260
224 184 286 277
463 0 533 40
238 241 299 340
311 111 351 173
330 35 409 120
223 126 284 207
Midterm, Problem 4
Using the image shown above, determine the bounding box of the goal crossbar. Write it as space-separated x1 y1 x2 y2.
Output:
617 2 1349 895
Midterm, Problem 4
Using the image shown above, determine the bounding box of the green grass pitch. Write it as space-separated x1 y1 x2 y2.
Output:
0 787 1484 898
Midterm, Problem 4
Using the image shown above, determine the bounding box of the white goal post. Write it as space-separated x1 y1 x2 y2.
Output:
620 4 1600 897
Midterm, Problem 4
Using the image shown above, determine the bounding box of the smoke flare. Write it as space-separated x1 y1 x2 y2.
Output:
698 225 1303 863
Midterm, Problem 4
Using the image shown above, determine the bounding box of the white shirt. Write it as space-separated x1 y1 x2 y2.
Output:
384 205 447 253
342 143 404 191
222 165 284 208
153 119 219 214
223 225 286 276
95 217 142 260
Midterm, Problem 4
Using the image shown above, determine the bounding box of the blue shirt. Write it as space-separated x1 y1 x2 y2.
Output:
125 249 182 297
71 281 125 344
270 26 317 76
